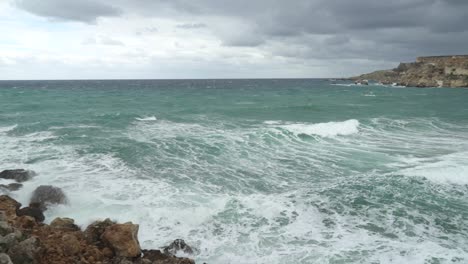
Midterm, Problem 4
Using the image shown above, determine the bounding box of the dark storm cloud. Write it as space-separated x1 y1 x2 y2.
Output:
14 0 468 62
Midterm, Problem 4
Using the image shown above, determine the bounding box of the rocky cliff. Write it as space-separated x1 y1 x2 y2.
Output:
352 55 468 87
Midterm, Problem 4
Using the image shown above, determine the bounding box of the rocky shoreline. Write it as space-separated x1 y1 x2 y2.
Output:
0 169 196 264
351 55 468 88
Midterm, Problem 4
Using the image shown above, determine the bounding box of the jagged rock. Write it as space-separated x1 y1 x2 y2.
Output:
50 217 79 231
101 223 141 258
0 253 12 264
16 203 45 223
61 234 81 256
7 237 39 264
30 185 67 211
15 216 37 230
0 170 35 183
0 196 21 220
0 183 23 192
84 218 116 246
142 249 195 264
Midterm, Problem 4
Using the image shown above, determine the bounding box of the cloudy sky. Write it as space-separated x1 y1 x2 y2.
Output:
1 0 467 79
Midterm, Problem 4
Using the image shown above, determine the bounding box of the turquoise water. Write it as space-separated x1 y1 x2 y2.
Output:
1 79 468 263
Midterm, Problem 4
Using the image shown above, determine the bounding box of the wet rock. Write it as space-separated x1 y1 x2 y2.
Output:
0 183 23 192
50 217 79 231
16 203 45 223
84 218 116 246
30 185 67 211
0 170 35 183
142 249 195 264
0 196 21 220
102 223 141 258
163 239 194 256
7 237 39 264
0 253 12 264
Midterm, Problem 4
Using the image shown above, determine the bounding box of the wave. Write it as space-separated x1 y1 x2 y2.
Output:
279 119 360 137
0 124 18 133
136 116 157 121
395 151 468 185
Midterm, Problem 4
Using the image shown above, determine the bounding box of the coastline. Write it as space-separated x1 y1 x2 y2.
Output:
350 55 468 88
0 169 196 264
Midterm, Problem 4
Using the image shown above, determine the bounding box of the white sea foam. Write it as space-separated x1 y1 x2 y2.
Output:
136 116 157 121
396 151 468 185
0 124 17 133
263 120 282 125
2 115 468 263
280 119 360 137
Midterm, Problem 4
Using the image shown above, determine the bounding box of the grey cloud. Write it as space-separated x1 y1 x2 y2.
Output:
12 0 468 68
176 23 207 29
15 0 121 23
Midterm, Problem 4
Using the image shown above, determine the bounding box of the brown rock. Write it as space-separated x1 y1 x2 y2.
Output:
84 218 116 246
101 223 141 258
102 247 114 258
0 195 21 220
61 234 81 256
15 216 37 230
50 217 79 231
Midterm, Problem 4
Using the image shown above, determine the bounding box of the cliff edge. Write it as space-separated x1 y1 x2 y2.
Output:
351 55 468 87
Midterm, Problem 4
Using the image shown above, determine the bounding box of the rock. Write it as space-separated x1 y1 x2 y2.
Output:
7 237 39 264
0 253 12 264
61 234 81 256
84 218 116 246
142 249 195 264
0 183 23 192
101 247 114 258
351 55 468 88
354 79 368 85
50 217 79 231
163 239 194 256
0 222 13 237
0 230 22 251
16 204 45 222
0 196 21 220
15 216 37 230
112 257 134 264
30 185 67 211
101 223 141 258
0 170 35 183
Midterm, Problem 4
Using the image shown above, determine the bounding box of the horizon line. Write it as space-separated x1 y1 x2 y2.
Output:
0 77 349 81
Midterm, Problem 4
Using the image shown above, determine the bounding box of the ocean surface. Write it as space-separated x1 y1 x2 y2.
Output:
0 79 467 263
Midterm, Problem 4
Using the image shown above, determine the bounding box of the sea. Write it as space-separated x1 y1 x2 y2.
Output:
0 79 467 263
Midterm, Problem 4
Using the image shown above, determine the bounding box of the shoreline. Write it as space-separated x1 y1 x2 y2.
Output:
0 169 196 264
